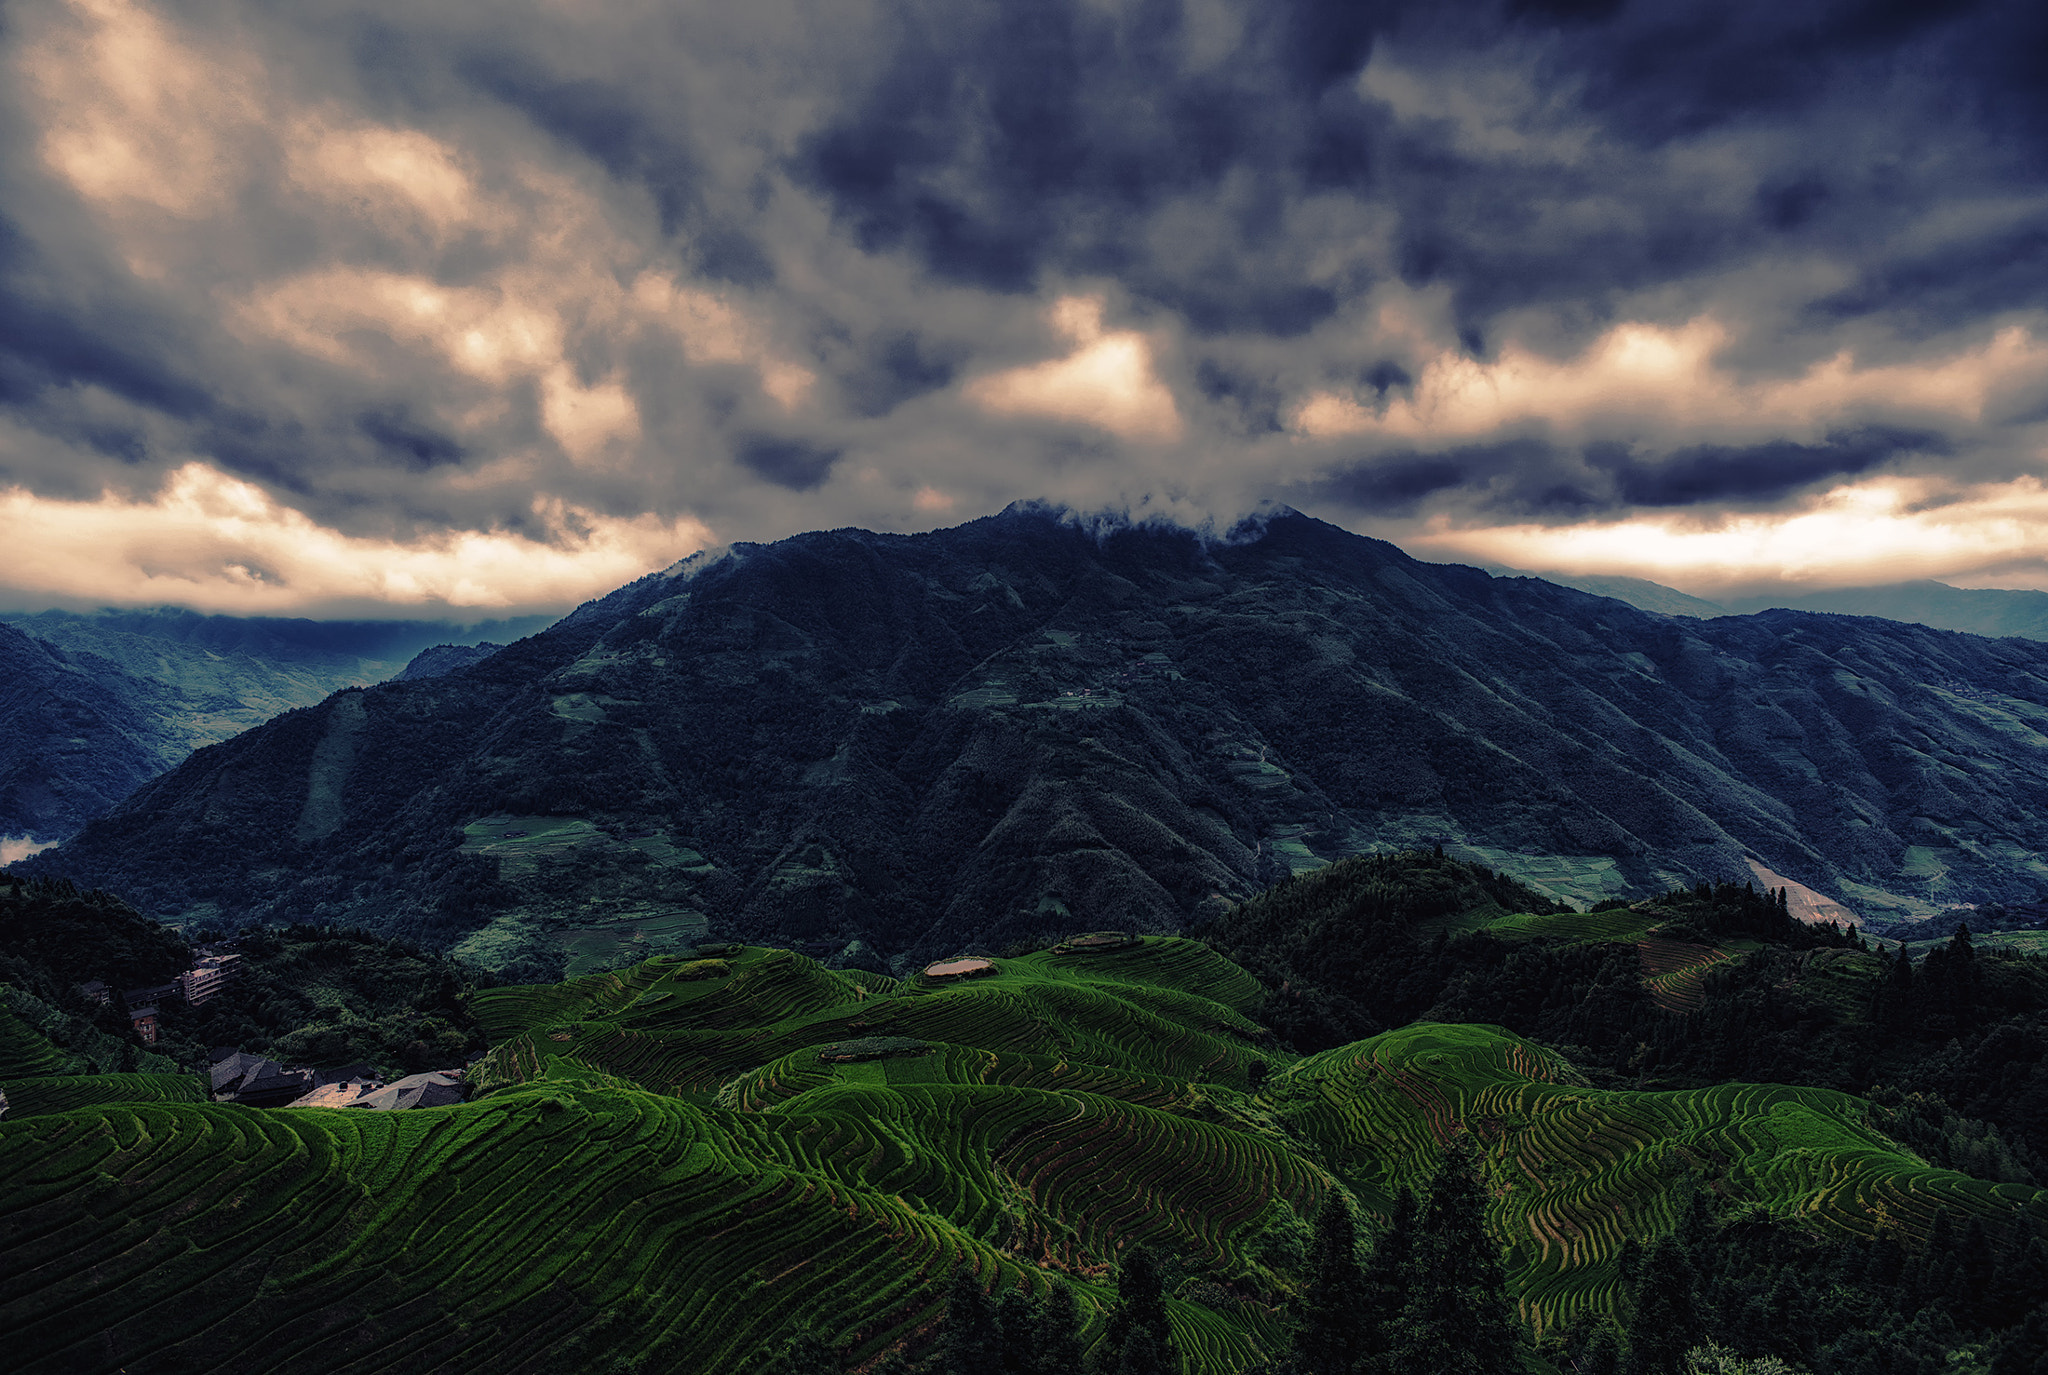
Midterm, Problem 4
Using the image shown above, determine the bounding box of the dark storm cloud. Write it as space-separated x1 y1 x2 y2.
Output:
1603 428 1949 507
1302 452 1474 513
796 0 1389 324
2 0 2048 613
0 214 209 419
1304 427 1948 519
737 436 843 492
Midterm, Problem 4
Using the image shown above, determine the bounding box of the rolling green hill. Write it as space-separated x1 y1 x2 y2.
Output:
4 935 2041 1374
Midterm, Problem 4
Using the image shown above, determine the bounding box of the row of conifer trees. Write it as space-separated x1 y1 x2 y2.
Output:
766 1137 2048 1374
763 1141 1525 1375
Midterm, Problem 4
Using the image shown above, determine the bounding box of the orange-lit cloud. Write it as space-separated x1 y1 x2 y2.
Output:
28 0 262 219
286 121 480 236
967 296 1183 442
1292 318 2048 444
0 463 711 614
630 273 816 409
9 0 2048 608
1404 474 2048 594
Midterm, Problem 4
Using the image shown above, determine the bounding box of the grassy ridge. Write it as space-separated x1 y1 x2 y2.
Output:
4 936 2045 1373
0 1005 75 1080
0 1072 205 1117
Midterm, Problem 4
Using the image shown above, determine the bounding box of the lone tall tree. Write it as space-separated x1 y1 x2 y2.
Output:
1359 1186 1419 1367
1296 1193 1366 1375
1033 1282 1087 1375
1387 1140 1523 1375
1623 1236 1704 1375
931 1263 1000 1375
1098 1246 1173 1373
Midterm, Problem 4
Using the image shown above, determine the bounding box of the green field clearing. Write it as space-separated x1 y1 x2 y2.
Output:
4 937 2043 1374
1479 908 1659 944
1902 929 2048 959
556 909 710 977
459 815 702 874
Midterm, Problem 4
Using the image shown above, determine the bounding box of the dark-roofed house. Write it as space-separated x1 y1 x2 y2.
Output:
350 1070 465 1111
124 981 182 1009
209 1049 314 1108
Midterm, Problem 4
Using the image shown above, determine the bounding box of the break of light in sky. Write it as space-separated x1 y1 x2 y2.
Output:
5 0 2048 614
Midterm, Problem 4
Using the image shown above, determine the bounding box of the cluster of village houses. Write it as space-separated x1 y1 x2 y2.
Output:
82 949 465 1113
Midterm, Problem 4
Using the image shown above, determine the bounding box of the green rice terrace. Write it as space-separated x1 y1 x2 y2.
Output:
4 931 2046 1374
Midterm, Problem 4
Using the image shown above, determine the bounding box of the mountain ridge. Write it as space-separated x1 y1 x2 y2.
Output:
0 609 550 846
25 507 2048 968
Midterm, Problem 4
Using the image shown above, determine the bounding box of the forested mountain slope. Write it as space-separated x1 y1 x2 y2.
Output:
0 623 191 844
0 610 541 846
28 507 2048 967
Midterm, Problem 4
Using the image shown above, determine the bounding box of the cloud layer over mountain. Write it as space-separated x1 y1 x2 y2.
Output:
5 0 2048 611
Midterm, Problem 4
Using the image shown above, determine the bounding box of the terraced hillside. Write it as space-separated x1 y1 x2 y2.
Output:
3 937 2043 1374
1271 1022 2047 1329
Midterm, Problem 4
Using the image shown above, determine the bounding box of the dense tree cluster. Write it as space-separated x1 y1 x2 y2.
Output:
0 874 190 1008
1205 852 2048 1169
150 923 487 1077
1277 1144 1522 1375
769 1262 1094 1375
0 875 486 1078
1543 1188 2048 1375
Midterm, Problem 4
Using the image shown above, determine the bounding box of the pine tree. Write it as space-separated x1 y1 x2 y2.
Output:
1099 1247 1173 1373
1886 943 1915 1023
1358 1187 1418 1369
1908 1210 1959 1313
1990 1301 2048 1375
998 1289 1039 1375
1117 1328 1167 1375
1033 1282 1087 1375
1580 1323 1623 1375
1386 1141 1522 1375
1295 1193 1365 1375
1624 1236 1705 1375
931 1264 1000 1375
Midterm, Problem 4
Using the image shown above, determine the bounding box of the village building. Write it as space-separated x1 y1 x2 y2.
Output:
177 953 242 1006
291 1078 385 1109
123 981 181 1009
348 1070 465 1111
209 1049 315 1107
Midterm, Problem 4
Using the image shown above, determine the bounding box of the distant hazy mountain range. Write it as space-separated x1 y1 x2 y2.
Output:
25 507 2048 970
0 609 542 846
1517 570 2048 641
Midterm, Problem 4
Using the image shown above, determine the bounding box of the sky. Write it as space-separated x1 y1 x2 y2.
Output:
6 0 2048 617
